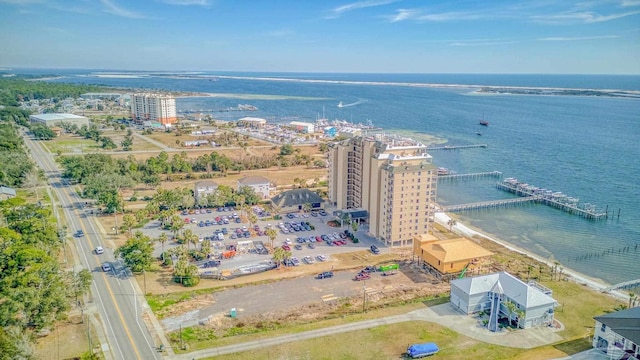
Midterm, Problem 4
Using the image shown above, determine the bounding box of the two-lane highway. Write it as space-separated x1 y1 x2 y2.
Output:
23 134 162 360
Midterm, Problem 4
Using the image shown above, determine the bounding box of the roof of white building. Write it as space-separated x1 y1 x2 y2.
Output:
30 113 87 121
452 271 557 309
594 307 640 344
238 176 270 186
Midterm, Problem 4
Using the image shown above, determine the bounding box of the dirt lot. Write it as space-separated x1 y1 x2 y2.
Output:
34 314 97 360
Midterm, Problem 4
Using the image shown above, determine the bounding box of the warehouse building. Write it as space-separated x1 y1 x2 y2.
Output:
29 113 90 127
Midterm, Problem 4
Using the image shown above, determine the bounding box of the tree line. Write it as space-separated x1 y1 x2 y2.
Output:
0 199 92 358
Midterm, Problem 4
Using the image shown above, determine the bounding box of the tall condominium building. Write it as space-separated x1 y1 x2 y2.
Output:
131 93 177 125
327 134 437 247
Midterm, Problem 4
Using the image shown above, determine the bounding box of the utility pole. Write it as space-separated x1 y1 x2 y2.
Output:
362 282 367 313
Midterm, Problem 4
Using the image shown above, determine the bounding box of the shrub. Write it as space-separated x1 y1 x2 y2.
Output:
130 196 137 201
143 196 153 201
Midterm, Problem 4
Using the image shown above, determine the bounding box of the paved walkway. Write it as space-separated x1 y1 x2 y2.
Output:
171 303 564 359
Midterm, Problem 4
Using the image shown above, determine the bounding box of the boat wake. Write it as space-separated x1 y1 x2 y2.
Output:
337 99 367 108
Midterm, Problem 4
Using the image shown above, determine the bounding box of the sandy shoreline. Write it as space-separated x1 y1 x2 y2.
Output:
434 212 629 302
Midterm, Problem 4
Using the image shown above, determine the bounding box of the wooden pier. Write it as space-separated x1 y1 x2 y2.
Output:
438 171 502 182
496 180 608 220
604 278 640 292
442 196 540 213
427 144 488 151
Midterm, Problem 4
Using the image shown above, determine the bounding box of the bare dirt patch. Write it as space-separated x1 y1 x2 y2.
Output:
34 315 96 360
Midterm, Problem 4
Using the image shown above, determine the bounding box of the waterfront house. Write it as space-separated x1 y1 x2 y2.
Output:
450 271 558 330
592 307 640 359
413 235 493 280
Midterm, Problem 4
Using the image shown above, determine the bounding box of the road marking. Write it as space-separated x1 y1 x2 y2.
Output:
52 162 144 360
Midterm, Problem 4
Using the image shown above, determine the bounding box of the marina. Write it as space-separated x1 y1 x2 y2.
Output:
442 197 540 213
496 178 609 220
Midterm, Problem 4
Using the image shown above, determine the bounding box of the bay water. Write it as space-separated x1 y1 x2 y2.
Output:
44 70 640 286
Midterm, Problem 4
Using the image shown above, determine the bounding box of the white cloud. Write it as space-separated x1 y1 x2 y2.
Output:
621 0 640 7
388 8 419 22
327 0 397 19
532 10 640 24
449 40 517 47
100 0 145 19
538 35 620 41
162 0 210 6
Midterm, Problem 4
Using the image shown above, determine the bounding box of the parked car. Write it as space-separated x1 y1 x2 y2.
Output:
355 272 370 281
316 271 333 279
307 243 315 249
282 244 291 251
290 257 300 266
294 244 303 250
370 245 380 254
303 255 314 264
316 254 327 262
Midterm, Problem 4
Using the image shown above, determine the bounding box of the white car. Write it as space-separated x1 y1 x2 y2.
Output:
95 246 104 254
284 238 292 245
316 254 327 262
101 263 111 272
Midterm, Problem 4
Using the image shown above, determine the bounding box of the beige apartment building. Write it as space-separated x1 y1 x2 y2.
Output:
131 93 177 125
327 134 437 247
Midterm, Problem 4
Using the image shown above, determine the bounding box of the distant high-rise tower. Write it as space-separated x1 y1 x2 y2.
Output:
327 134 438 247
131 93 177 125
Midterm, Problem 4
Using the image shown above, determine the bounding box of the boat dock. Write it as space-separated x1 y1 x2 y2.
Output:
442 197 540 212
427 144 488 151
496 178 608 220
438 171 502 182
604 278 640 292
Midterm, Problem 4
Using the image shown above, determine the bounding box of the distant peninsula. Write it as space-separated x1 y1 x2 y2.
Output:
475 86 640 99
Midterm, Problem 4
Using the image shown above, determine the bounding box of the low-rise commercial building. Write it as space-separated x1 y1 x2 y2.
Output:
290 121 314 133
0 186 16 201
29 113 90 127
194 181 218 204
238 117 267 128
271 189 324 213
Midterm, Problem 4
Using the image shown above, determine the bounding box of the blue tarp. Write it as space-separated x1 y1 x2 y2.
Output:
407 342 439 358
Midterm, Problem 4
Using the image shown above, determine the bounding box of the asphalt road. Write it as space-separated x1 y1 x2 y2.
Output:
23 134 162 360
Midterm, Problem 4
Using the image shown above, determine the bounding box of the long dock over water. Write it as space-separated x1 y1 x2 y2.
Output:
428 144 488 151
438 171 502 182
443 197 539 212
496 178 608 220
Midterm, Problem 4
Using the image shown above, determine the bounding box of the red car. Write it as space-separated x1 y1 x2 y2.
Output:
315 236 323 242
184 217 191 223
282 244 291 251
354 272 370 281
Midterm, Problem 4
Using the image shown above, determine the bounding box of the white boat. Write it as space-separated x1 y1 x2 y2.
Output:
337 101 343 108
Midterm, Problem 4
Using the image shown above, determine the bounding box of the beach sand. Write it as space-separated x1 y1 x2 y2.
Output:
434 212 630 302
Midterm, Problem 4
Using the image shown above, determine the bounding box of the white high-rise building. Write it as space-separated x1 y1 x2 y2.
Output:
131 93 177 125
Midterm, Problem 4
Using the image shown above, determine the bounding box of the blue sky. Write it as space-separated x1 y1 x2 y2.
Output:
1 0 639 74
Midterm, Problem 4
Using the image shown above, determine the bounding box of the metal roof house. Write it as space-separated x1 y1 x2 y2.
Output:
450 271 558 330
0 186 17 201
593 307 640 359
237 176 271 199
271 189 324 212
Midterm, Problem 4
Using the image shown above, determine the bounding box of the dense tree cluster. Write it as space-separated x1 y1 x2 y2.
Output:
0 123 34 187
0 199 89 357
0 78 104 105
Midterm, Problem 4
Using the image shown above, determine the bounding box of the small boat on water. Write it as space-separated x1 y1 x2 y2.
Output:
479 120 489 126
476 132 482 136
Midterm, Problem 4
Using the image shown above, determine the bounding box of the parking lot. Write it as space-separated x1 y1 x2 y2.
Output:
141 207 385 274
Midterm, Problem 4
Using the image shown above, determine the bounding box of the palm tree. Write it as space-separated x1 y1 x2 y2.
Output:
447 218 457 232
182 229 197 251
157 232 168 258
169 215 185 239
302 203 312 213
135 208 148 224
629 292 637 308
248 212 258 231
503 300 518 327
265 228 278 251
272 247 286 267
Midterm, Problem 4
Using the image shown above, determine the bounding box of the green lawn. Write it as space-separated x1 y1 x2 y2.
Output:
204 321 526 360
44 138 100 154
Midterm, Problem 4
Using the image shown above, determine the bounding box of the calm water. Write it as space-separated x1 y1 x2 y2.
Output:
42 70 640 286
